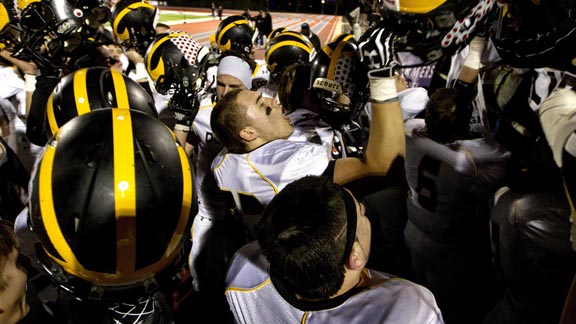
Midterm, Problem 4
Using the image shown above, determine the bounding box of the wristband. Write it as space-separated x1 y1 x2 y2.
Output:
463 37 486 70
368 75 397 102
174 123 192 132
24 74 36 92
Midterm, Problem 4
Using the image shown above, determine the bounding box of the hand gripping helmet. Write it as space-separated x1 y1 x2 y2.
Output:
265 30 314 83
17 0 85 68
46 66 158 138
215 15 253 55
145 31 210 96
310 33 369 128
111 0 158 55
378 0 496 65
0 1 22 50
29 108 196 302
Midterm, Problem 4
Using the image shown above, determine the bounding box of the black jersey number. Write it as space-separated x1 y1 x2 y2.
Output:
220 189 265 216
416 156 441 212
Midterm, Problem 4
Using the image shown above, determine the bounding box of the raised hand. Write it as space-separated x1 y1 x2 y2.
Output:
358 24 397 71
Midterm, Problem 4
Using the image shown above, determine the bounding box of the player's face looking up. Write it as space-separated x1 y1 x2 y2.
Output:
238 90 294 142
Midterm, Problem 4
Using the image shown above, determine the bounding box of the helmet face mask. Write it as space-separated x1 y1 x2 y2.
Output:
18 0 85 68
310 34 368 128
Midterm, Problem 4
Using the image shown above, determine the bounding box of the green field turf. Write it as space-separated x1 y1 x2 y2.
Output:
158 13 211 22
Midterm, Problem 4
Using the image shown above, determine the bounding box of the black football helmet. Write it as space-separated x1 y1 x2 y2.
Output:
215 15 253 56
17 0 85 69
111 0 158 55
377 0 496 65
29 108 196 303
46 66 158 137
0 1 22 50
265 30 314 83
145 31 210 96
310 33 369 128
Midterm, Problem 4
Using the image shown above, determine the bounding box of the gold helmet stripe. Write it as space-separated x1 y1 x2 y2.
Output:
112 109 137 274
328 34 354 79
73 68 91 116
165 142 193 255
111 69 130 109
146 34 172 82
265 40 312 64
113 2 156 41
217 19 249 51
39 138 86 274
46 93 58 135
385 0 447 14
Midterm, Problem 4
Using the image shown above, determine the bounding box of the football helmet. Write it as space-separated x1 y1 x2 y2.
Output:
29 108 196 302
377 0 496 64
215 15 253 55
145 31 210 96
17 0 85 68
266 26 286 44
46 66 158 137
0 1 21 50
76 0 111 26
111 0 158 55
309 33 369 128
265 30 314 82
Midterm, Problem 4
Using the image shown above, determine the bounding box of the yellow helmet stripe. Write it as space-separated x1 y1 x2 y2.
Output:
112 109 137 274
39 140 86 274
46 93 58 135
146 35 171 82
111 69 130 109
391 0 447 14
266 40 312 63
328 34 353 79
73 69 91 115
217 20 249 51
164 142 192 255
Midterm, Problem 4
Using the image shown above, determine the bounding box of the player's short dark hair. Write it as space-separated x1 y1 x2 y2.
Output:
257 175 349 299
277 63 311 113
0 220 18 292
425 87 472 144
211 88 249 153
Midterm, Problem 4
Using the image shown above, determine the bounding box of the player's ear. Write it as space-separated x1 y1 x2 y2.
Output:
345 242 367 271
240 126 258 142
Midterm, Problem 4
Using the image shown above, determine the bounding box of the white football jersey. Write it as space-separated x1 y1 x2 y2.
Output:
404 119 511 238
252 59 269 90
225 241 445 324
286 108 334 155
211 139 330 236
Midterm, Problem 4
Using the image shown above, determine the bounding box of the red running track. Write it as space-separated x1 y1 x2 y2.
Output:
160 7 343 60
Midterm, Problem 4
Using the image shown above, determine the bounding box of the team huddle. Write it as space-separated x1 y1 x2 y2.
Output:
0 0 575 323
